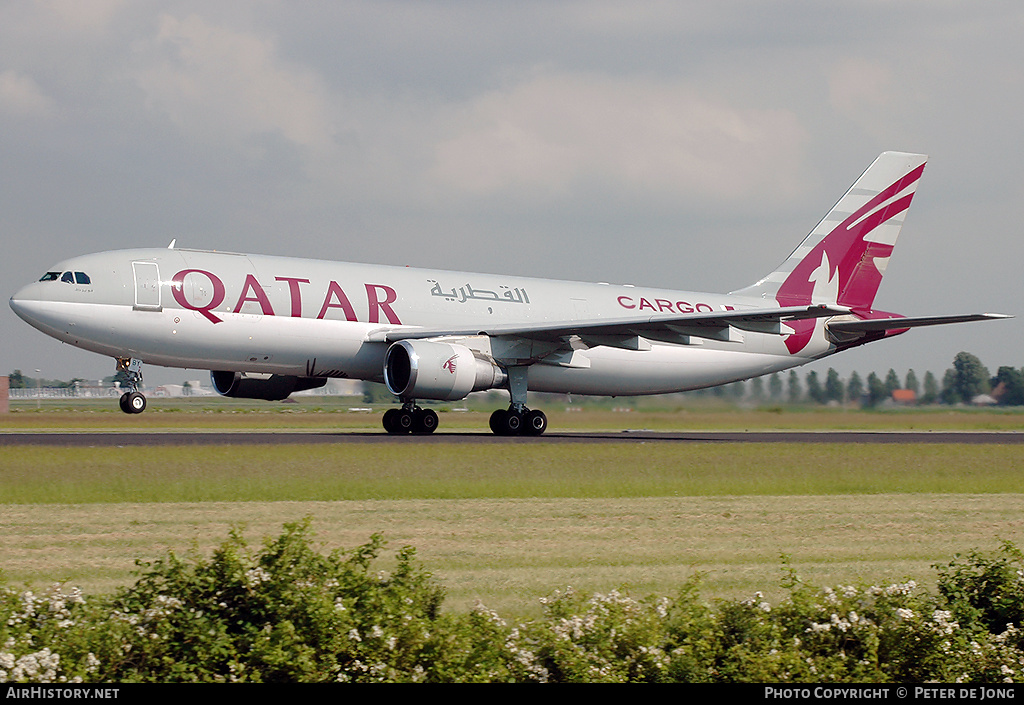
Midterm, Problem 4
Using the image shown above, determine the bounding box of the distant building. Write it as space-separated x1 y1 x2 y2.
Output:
891 389 917 405
971 393 998 406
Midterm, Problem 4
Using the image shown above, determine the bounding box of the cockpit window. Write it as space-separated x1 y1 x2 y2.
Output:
52 271 91 284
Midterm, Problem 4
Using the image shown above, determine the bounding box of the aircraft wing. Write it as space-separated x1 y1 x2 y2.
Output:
374 304 851 348
827 312 1012 334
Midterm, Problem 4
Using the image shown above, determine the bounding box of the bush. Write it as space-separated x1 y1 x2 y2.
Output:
0 582 102 682
3 525 1024 683
98 518 458 682
936 541 1024 637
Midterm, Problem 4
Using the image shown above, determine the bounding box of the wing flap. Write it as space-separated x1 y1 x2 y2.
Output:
378 304 851 344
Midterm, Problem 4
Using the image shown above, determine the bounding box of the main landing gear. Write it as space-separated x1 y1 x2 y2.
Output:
489 407 547 436
382 402 439 435
380 403 548 436
380 366 549 436
488 365 546 436
116 357 147 415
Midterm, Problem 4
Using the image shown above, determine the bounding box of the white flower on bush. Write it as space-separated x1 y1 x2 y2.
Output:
931 610 958 635
742 592 771 613
471 601 507 628
136 594 183 625
889 581 917 596
244 566 271 588
0 648 61 683
994 624 1019 645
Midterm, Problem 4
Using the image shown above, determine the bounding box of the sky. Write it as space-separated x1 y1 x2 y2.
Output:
1 1 1021 388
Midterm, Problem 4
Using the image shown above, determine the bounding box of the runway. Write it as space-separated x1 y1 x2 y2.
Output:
2 430 1023 446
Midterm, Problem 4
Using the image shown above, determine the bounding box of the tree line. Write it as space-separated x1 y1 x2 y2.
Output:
704 351 1024 407
5 370 90 390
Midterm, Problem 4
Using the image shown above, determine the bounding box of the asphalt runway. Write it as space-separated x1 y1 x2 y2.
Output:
2 430 1023 446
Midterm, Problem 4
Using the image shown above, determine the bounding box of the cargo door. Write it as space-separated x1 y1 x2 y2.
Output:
133 261 161 311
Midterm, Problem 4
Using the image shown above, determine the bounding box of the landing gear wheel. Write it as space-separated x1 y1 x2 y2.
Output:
490 407 545 436
489 409 506 435
120 391 146 414
384 404 438 434
504 410 523 435
523 409 548 436
395 409 415 433
489 408 523 436
413 408 438 434
382 408 400 433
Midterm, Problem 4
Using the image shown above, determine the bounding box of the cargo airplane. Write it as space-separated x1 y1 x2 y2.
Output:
8 152 1009 435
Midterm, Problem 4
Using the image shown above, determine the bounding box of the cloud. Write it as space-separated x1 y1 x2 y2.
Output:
38 0 126 33
428 72 806 205
132 14 337 153
0 70 54 118
827 58 894 119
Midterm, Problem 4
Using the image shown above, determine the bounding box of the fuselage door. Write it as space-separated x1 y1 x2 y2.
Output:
571 298 590 320
133 261 162 311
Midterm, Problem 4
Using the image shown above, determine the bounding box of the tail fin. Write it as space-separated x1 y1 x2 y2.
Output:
732 151 927 311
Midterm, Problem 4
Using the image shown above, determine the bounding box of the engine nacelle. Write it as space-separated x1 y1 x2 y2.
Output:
210 371 327 401
384 340 506 401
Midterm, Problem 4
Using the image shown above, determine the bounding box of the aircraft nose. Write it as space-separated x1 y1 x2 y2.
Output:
9 286 27 313
9 282 46 326
9 287 29 319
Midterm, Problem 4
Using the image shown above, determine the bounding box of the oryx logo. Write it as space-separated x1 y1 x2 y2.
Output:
777 161 925 354
442 354 458 374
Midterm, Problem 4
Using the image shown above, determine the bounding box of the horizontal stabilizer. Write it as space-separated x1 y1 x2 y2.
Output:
827 313 1012 334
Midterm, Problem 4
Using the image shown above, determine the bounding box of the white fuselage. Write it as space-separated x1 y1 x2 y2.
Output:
9 247 832 397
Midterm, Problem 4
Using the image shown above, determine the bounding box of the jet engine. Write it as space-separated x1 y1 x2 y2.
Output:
210 371 327 401
384 340 506 401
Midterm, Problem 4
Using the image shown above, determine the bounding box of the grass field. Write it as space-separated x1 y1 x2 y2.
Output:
5 395 1024 430
2 400 1023 617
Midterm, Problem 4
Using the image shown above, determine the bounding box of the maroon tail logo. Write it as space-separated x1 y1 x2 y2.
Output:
777 163 925 354
442 354 458 375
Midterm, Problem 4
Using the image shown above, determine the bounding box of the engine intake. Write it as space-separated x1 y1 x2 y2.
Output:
210 371 327 401
384 340 505 401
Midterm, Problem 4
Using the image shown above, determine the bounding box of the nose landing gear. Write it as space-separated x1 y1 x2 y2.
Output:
116 357 147 415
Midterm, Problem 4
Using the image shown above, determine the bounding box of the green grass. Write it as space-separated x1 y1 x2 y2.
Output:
1 443 1021 503
2 403 1023 616
4 397 1024 431
3 494 1023 616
